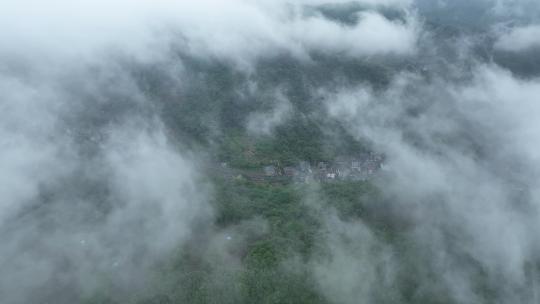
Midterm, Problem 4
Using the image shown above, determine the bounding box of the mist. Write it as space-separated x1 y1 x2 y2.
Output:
1 0 540 303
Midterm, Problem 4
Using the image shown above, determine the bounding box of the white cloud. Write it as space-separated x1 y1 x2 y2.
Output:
312 212 397 304
322 64 540 302
495 24 540 52
246 91 293 135
292 11 418 57
0 0 418 69
0 39 212 303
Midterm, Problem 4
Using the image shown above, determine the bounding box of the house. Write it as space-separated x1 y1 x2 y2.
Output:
264 165 277 176
283 166 297 177
299 161 311 173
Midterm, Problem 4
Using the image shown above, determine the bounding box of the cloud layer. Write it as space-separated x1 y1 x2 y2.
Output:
2 0 540 303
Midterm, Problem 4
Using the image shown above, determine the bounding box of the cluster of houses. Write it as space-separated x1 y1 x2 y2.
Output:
261 152 385 183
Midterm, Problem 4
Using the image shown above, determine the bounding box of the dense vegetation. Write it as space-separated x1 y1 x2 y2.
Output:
82 176 386 304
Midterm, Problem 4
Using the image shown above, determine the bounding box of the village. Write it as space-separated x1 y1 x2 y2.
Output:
216 152 385 184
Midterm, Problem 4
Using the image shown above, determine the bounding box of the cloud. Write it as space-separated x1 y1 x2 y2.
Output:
0 34 212 303
0 111 213 303
0 1 420 301
490 0 540 19
2 0 540 303
311 212 398 304
292 11 419 57
246 91 293 135
494 24 540 52
0 0 419 70
321 63 540 302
